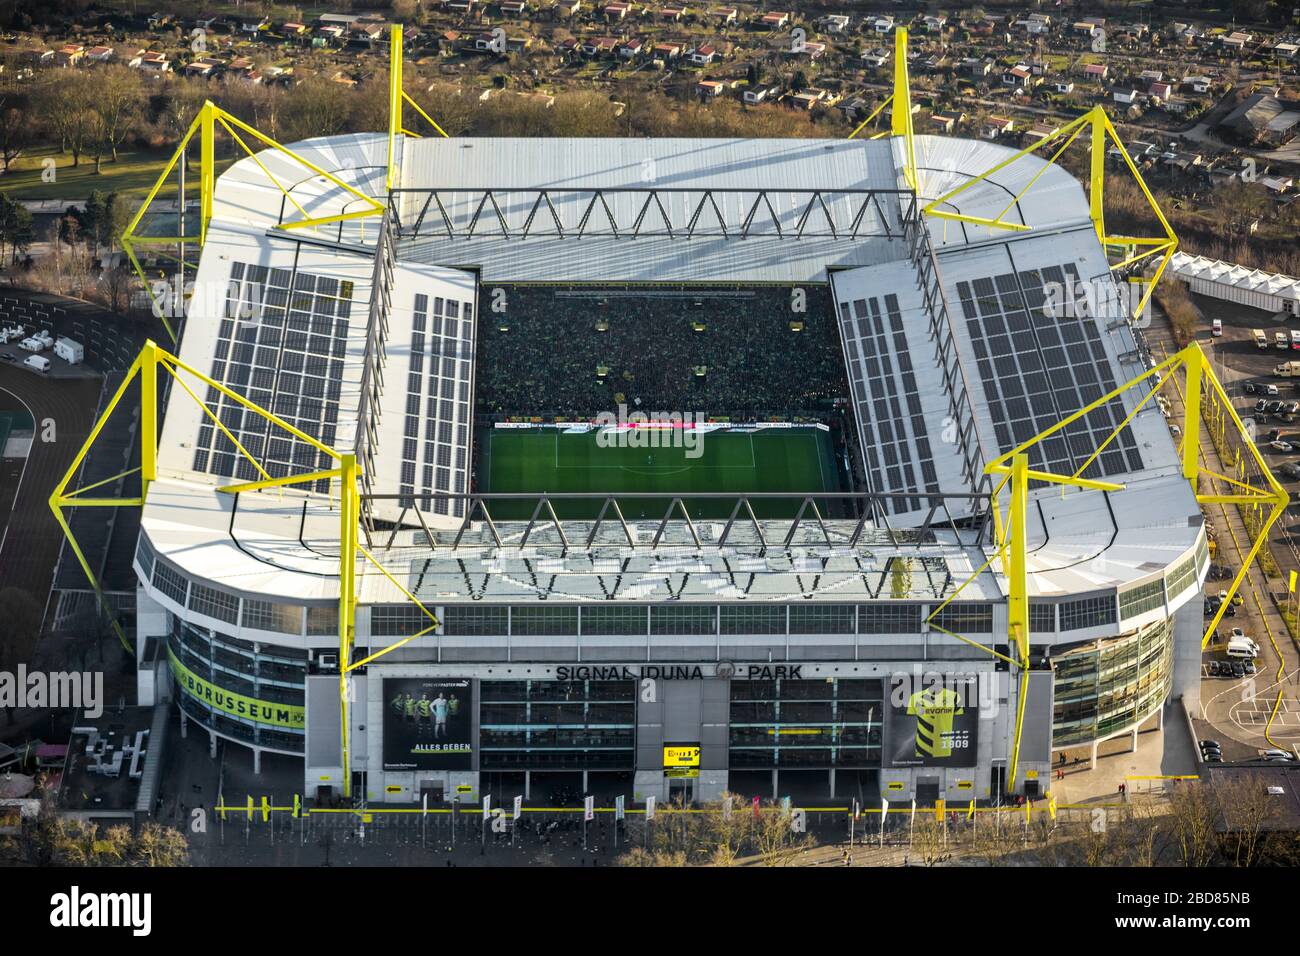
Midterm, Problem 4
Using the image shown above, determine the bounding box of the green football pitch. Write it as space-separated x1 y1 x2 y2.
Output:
479 428 845 519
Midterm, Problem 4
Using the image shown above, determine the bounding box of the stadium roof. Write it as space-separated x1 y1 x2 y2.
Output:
137 127 1203 622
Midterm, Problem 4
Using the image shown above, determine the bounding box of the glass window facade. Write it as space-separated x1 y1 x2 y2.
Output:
650 605 716 635
188 584 239 625
729 678 883 768
580 605 647 635
720 605 787 635
152 560 189 606
789 604 856 634
1165 556 1198 602
1059 593 1117 631
1119 578 1165 620
371 604 435 637
242 599 303 634
479 680 635 769
510 606 579 636
442 605 508 636
1051 617 1173 747
930 603 993 634
858 603 922 634
167 616 307 752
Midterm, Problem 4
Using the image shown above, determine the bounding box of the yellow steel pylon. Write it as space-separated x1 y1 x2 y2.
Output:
930 343 1285 794
51 340 441 799
120 102 387 340
386 23 450 192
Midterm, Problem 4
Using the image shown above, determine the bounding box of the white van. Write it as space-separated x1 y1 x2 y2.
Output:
1226 638 1259 659
23 354 49 373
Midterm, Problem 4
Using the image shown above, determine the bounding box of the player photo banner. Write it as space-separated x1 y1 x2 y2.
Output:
884 673 979 768
383 678 474 771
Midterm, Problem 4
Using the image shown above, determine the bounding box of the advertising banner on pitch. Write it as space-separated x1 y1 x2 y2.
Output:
383 678 474 771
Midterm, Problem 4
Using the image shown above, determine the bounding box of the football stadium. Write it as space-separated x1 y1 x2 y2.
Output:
54 28 1279 810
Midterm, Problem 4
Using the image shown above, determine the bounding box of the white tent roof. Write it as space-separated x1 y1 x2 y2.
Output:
1170 251 1300 301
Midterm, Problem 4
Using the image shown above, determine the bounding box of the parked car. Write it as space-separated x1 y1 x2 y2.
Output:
1244 660 1257 675
1231 661 1246 678
1204 752 1223 763
1207 660 1221 676
1200 739 1221 751
1246 381 1260 394
1261 749 1293 760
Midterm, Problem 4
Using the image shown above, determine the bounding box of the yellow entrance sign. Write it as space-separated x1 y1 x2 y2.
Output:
663 744 700 768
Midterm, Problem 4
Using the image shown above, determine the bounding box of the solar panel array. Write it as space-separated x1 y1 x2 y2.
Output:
193 262 353 493
955 264 1143 479
399 292 475 518
837 292 939 514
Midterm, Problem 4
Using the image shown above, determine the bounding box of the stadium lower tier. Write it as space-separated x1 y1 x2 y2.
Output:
157 606 1182 803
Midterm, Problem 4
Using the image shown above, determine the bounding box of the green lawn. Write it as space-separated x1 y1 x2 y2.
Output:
480 427 844 520
1 145 236 202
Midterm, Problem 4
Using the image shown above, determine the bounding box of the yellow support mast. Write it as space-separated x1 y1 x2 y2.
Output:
891 28 916 190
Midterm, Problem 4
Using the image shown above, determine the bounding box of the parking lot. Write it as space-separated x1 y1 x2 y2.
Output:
1143 295 1300 766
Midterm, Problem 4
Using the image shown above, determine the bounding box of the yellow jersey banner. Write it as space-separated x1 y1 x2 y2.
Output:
168 648 305 728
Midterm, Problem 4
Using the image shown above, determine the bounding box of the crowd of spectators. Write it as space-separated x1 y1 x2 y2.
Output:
474 285 848 418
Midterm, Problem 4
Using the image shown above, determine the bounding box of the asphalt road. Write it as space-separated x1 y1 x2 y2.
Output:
0 363 103 606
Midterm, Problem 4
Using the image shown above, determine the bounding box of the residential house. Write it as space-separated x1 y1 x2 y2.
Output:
240 15 271 34
1002 65 1032 90
1261 175 1294 193
147 12 174 30
617 37 643 59
1071 21 1099 38
1081 63 1108 81
349 21 387 47
652 41 682 63
790 89 827 110
1221 92 1300 146
660 5 686 21
184 58 221 78
582 36 619 56
85 46 115 64
136 51 171 73
315 24 346 44
1112 88 1139 106
1220 31 1252 52
1025 123 1057 144
964 57 992 78
984 115 1015 138
54 45 85 67
759 12 789 29
870 16 895 34
1273 42 1299 60
1053 80 1075 94
714 8 738 25
552 0 582 16
922 14 948 33
687 44 716 65
1183 75 1212 94
604 2 633 21
861 49 890 69
1138 69 1163 85
1149 81 1174 102
697 79 725 98
818 14 849 34
929 111 962 133
447 0 478 13
743 84 777 104
500 1 531 16
281 22 309 37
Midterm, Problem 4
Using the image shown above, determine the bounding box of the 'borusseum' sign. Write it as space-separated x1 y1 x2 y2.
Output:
167 648 305 728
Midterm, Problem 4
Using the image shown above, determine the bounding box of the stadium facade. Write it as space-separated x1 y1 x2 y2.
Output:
121 60 1208 808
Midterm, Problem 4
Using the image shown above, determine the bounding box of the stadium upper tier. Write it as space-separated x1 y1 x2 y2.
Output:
136 128 1204 631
